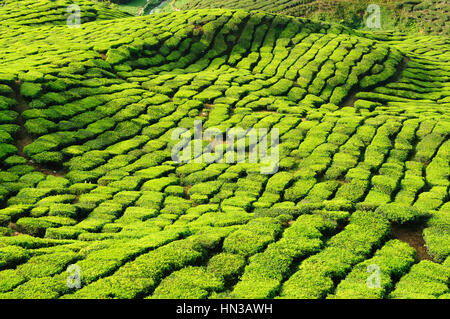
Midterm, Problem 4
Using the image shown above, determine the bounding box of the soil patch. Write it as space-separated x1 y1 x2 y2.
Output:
390 222 433 261
342 92 358 107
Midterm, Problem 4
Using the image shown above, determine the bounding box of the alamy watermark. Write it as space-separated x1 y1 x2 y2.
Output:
171 121 279 174
67 4 81 28
67 264 82 289
366 264 381 289
366 4 381 29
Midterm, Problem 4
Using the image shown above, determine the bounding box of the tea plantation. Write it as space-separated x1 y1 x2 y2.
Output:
0 0 448 299
170 0 449 34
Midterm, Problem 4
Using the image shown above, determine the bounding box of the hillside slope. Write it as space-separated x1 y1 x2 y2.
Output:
0 4 448 299
172 0 449 35
0 0 131 26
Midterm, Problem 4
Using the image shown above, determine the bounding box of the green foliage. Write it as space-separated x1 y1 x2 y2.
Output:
20 82 42 98
390 260 449 299
329 240 416 299
66 233 224 299
231 214 335 298
375 203 430 224
223 218 282 257
423 208 450 262
151 266 223 299
280 211 390 298
16 251 79 279
0 269 26 293
206 253 246 282
0 246 29 270
16 216 76 237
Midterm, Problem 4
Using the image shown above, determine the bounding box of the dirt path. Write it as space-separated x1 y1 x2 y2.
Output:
390 223 433 261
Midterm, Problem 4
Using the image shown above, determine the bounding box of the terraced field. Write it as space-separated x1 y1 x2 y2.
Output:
0 0 131 25
0 1 448 299
171 0 450 34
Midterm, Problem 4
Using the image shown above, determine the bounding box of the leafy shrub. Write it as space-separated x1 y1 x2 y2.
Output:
390 260 449 299
329 240 416 299
16 216 76 237
223 218 282 257
206 253 246 283
20 82 42 98
280 211 390 298
16 252 79 279
375 203 430 224
231 214 335 298
151 266 223 299
423 209 450 262
0 269 26 293
0 246 29 270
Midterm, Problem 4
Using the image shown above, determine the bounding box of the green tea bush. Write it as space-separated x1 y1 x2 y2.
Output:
390 260 449 299
0 269 26 293
329 240 416 299
0 246 29 270
67 233 225 298
423 206 450 262
223 218 282 257
375 203 429 224
231 214 335 298
151 266 223 299
280 211 390 298
16 251 79 279
206 253 246 283
16 216 76 237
